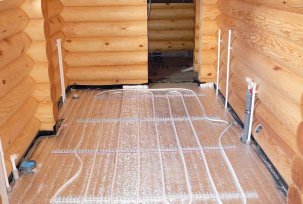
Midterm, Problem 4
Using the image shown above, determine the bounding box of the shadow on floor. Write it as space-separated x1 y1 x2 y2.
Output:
149 55 197 83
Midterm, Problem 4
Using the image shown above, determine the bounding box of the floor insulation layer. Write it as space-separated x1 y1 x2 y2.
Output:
9 84 285 203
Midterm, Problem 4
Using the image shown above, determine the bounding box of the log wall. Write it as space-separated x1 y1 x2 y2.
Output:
42 0 65 120
23 0 56 130
60 0 148 85
0 0 45 174
216 0 303 202
194 0 219 82
148 3 195 52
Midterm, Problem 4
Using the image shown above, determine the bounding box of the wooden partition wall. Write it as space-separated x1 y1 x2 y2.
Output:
216 0 303 202
149 3 195 52
194 0 220 82
59 0 148 85
0 0 56 173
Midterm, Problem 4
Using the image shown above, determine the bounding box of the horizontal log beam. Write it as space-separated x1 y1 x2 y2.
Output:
65 51 147 67
63 21 147 37
64 36 147 52
62 6 147 22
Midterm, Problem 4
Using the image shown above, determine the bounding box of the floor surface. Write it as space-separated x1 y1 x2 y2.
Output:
9 84 285 203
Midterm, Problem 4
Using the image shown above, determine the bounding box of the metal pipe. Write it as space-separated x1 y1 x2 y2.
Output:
247 83 257 143
225 30 232 109
0 139 9 204
197 0 204 72
216 29 222 96
56 39 66 103
0 139 10 190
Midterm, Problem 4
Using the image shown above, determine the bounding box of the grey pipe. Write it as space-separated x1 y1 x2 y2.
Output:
241 89 253 144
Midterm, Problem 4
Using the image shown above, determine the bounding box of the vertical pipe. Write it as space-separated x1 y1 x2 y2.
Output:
197 0 203 73
216 29 222 96
0 139 9 204
247 83 257 143
56 39 66 103
0 139 9 190
225 30 232 109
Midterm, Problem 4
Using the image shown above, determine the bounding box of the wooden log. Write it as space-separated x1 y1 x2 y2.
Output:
29 63 50 83
218 14 303 78
66 65 147 81
0 32 31 69
0 55 34 98
194 22 218 35
0 0 25 11
40 122 55 131
231 39 303 114
24 19 45 41
46 32 65 54
288 185 303 204
33 83 52 103
27 41 48 62
198 65 216 81
50 80 62 104
240 0 303 14
292 155 303 192
65 51 147 67
194 50 217 65
151 3 194 9
63 36 147 52
41 0 63 18
60 0 147 6
298 122 303 155
62 6 147 22
63 21 147 37
149 41 194 51
218 0 303 43
44 16 64 37
149 19 194 30
220 53 302 180
195 5 220 23
219 75 296 184
252 118 295 184
4 117 40 174
194 36 217 50
0 97 38 152
35 102 55 125
21 0 43 18
0 77 35 127
0 9 29 41
150 8 194 20
229 56 302 137
149 30 194 41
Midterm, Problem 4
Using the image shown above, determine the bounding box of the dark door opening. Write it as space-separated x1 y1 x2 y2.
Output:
148 0 196 83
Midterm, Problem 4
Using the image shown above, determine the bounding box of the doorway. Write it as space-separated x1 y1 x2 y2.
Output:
147 0 196 83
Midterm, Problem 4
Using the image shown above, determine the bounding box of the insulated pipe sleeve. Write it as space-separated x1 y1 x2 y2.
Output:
241 89 253 143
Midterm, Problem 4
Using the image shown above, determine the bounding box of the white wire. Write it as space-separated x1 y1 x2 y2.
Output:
170 90 222 204
141 91 170 204
81 97 110 203
219 124 247 204
52 88 246 203
52 92 96 203
110 92 125 204
166 92 193 204
95 88 229 125
197 0 203 71
136 94 141 203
